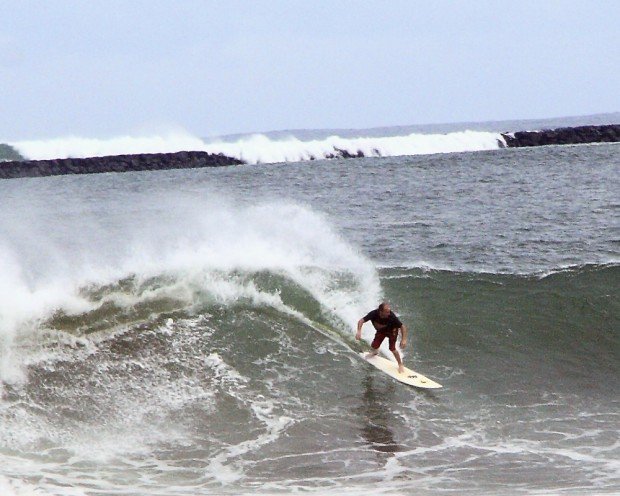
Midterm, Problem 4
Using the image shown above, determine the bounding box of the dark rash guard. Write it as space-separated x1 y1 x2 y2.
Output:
363 309 403 334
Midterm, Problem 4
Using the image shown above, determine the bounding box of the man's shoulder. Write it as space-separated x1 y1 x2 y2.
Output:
364 309 378 320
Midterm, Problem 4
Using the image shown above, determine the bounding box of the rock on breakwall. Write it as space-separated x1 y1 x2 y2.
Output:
0 151 244 179
501 124 620 148
0 143 24 162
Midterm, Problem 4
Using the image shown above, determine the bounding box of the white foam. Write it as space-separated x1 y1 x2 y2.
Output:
0 475 53 496
0 195 381 388
11 130 505 164
203 354 294 484
11 132 207 161
207 130 505 164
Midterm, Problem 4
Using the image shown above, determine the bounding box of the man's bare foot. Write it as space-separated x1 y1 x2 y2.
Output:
366 350 379 358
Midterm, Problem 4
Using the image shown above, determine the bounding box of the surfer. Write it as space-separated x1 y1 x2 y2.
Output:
356 302 408 374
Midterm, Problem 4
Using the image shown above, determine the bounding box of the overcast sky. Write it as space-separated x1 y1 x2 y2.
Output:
1 0 619 140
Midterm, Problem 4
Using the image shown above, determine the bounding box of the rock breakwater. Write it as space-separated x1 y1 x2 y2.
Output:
501 124 620 148
0 151 244 179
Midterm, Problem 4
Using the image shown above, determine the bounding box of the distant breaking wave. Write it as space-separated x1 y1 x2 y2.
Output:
10 130 506 164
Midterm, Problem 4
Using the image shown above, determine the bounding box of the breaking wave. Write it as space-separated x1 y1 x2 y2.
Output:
0 196 381 393
9 129 505 164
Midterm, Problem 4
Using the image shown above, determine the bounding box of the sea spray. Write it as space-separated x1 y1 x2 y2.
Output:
0 192 380 391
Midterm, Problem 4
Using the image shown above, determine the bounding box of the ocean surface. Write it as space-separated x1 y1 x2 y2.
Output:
0 120 619 495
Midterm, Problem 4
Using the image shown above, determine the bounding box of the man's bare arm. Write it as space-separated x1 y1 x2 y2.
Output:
400 325 408 348
355 319 364 340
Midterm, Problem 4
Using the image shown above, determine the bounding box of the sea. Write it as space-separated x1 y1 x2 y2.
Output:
0 114 618 495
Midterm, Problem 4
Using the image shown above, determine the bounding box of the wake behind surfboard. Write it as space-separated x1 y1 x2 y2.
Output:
360 352 442 389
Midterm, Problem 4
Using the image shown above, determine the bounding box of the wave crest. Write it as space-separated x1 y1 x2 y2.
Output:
0 198 380 390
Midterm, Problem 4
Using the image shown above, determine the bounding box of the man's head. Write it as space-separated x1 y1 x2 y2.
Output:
378 301 391 317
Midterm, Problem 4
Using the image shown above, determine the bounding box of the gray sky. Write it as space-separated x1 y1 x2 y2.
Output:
1 0 619 140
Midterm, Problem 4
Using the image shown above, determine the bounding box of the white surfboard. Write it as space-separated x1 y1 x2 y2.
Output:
360 352 442 389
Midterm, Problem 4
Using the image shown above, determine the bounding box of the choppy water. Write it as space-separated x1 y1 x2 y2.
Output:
0 142 618 495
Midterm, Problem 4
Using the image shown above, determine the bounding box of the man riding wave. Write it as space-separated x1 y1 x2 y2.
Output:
356 302 408 374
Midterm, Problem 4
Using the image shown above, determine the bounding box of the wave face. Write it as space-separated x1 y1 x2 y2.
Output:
382 264 619 388
0 261 617 494
9 129 504 163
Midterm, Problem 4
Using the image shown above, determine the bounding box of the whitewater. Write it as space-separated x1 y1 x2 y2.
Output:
9 129 504 164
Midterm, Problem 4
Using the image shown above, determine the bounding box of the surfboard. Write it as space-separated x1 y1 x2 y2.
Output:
359 352 442 389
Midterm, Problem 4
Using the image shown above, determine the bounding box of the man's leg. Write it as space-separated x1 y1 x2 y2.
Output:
388 333 405 373
392 349 405 374
366 333 384 357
